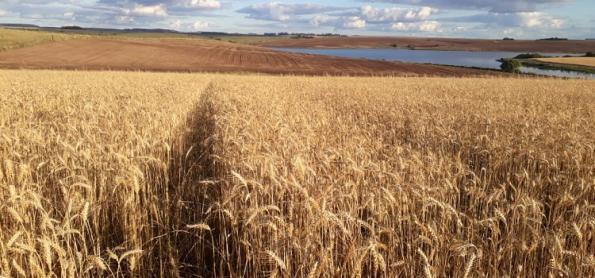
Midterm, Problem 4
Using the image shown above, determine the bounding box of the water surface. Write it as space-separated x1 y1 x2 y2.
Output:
275 48 594 79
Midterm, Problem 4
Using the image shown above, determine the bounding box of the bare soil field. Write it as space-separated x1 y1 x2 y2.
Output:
260 36 595 53
536 57 595 67
0 38 493 76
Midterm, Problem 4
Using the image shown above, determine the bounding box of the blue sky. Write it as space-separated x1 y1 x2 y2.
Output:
0 0 593 39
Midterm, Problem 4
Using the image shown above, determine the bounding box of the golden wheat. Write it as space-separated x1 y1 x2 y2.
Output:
536 57 595 67
1 70 594 277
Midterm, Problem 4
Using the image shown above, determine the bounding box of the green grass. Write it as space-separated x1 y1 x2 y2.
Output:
52 29 199 39
0 28 87 51
0 28 291 51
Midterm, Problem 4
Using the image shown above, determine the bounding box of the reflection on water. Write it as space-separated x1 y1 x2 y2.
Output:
519 66 595 79
275 48 594 79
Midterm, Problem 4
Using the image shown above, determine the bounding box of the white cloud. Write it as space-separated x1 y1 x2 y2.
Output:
0 0 582 38
116 15 134 23
169 19 211 31
98 0 222 12
550 18 564 29
369 0 571 13
129 4 167 17
237 3 441 31
416 6 436 18
183 0 221 9
341 16 366 29
360 5 438 23
169 19 182 29
517 12 564 28
193 20 209 29
237 2 341 22
418 21 441 31
391 21 441 32
455 11 565 29
309 14 334 27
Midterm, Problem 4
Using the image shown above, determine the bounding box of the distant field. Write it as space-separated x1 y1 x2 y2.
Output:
0 28 318 49
0 38 494 76
259 36 595 53
0 28 85 51
1 70 594 277
197 34 294 45
536 57 595 67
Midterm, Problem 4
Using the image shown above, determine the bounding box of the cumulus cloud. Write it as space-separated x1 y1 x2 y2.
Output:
237 2 341 22
98 0 221 10
193 20 210 29
341 16 366 29
0 0 584 37
0 0 224 31
308 14 367 30
367 0 571 13
169 19 183 29
452 11 565 29
391 21 441 32
237 2 443 31
128 4 168 17
169 18 210 31
183 0 221 9
309 14 334 27
116 15 135 23
359 5 438 23
369 0 569 34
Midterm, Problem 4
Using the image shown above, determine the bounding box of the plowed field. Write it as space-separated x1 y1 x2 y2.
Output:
0 38 495 76
259 36 595 53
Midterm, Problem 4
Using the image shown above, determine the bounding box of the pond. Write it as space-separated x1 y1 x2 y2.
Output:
274 48 595 79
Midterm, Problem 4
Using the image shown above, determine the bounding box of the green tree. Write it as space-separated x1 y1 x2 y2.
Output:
500 59 521 73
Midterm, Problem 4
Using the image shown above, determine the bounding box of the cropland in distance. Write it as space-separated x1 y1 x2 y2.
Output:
0 38 495 76
259 36 595 53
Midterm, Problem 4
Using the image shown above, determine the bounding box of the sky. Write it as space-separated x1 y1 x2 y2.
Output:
0 0 593 39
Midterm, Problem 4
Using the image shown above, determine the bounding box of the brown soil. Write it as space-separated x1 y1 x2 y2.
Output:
0 38 497 76
260 36 595 53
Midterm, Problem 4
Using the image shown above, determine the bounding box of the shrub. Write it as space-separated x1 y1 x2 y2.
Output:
61 26 84 30
500 59 522 73
537 37 568 41
513 53 545 59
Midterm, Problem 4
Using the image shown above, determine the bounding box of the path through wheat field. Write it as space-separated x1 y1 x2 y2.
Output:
1 70 594 277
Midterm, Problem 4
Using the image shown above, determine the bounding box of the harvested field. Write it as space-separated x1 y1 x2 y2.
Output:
260 36 595 53
1 70 594 277
536 57 595 67
0 38 493 76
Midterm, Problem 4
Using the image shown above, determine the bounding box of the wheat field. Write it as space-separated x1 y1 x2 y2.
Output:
536 57 595 68
1 70 594 277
